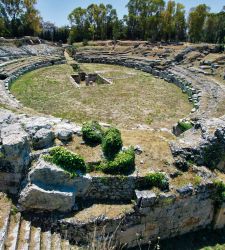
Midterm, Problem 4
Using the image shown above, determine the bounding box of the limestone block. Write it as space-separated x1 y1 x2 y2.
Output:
177 184 193 197
32 128 55 150
1 123 30 172
19 184 75 212
29 159 91 194
55 128 73 142
136 190 157 208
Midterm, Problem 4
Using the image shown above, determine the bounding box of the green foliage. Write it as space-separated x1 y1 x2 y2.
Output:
98 147 135 175
213 180 225 204
82 39 89 46
203 143 225 169
71 63 80 71
178 121 193 133
0 0 42 37
188 4 210 42
82 121 103 145
0 152 4 159
141 172 169 190
102 127 123 160
66 46 76 57
43 146 86 174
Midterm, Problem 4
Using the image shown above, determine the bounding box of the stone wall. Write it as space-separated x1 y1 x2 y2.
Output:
29 181 222 248
82 175 144 201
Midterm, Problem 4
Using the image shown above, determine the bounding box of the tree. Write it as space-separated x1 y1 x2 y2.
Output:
22 0 42 35
161 0 176 41
174 3 186 41
68 3 120 42
0 0 41 37
188 4 210 42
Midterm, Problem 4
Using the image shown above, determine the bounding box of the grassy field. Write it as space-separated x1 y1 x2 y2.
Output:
11 63 192 129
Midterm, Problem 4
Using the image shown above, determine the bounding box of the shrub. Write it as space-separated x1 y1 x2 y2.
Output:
213 180 225 204
82 121 103 145
71 63 80 71
98 147 135 175
82 39 89 46
178 121 193 133
102 127 123 159
66 46 76 56
44 146 86 174
142 172 169 190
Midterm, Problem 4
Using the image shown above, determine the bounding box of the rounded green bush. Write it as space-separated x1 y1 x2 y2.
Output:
99 147 135 175
142 172 169 190
44 146 86 174
102 127 123 159
82 121 103 145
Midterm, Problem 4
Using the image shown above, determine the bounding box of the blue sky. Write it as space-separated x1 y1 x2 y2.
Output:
36 0 225 27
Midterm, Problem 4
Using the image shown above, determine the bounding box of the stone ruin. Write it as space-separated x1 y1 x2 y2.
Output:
0 39 224 248
71 71 112 87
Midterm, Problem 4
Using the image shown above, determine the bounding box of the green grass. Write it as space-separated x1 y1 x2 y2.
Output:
11 63 192 129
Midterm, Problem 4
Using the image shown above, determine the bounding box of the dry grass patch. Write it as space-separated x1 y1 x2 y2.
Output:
170 170 202 189
65 136 102 164
68 204 134 223
122 129 176 176
0 193 11 228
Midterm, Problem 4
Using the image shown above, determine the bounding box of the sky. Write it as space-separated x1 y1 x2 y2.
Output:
36 0 225 27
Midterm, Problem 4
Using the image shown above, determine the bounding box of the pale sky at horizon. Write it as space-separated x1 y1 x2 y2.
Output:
36 0 225 27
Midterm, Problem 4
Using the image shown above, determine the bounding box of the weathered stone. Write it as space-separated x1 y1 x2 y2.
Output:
29 159 91 195
134 145 143 155
56 129 73 142
1 123 30 172
177 184 194 197
19 184 75 212
135 190 157 208
32 128 55 150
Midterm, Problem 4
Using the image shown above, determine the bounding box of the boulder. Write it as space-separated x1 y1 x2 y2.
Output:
0 123 30 172
0 109 17 126
55 129 73 142
29 159 91 195
19 184 75 212
135 190 157 208
170 116 225 172
32 128 55 150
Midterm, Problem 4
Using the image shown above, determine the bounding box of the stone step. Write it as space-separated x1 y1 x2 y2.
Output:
61 239 71 250
17 219 31 250
40 231 51 250
29 226 41 250
51 233 61 250
4 213 21 250
0 194 12 250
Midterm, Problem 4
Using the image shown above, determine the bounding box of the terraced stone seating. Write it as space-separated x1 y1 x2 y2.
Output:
0 42 65 108
0 193 73 250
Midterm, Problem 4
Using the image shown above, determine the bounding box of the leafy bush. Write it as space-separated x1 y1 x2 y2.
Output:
102 127 123 159
71 63 80 71
82 39 89 46
141 172 169 190
66 46 76 57
178 121 193 133
82 121 103 145
44 146 86 174
98 147 135 175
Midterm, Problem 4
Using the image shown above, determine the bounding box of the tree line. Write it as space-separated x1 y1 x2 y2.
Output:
68 1 225 44
0 0 224 44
